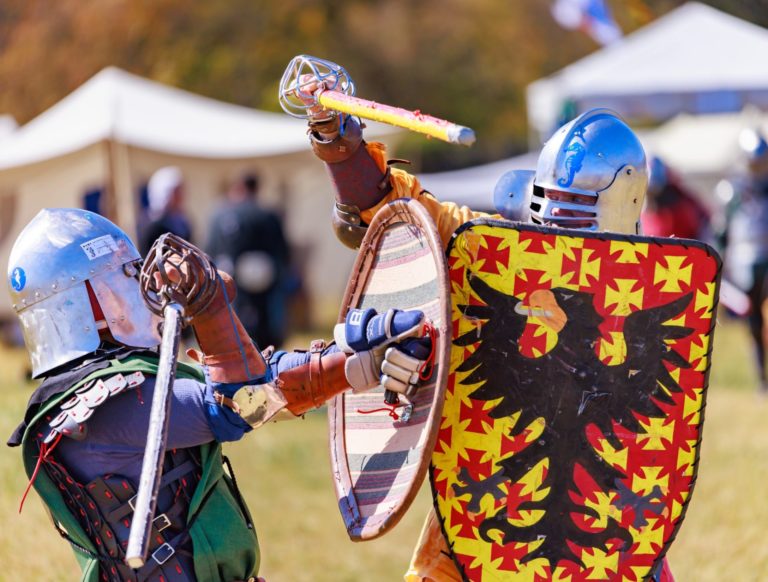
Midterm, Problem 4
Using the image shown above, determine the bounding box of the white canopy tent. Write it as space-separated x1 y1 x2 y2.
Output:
0 67 325 169
528 2 768 143
0 115 17 142
417 152 539 212
0 67 401 323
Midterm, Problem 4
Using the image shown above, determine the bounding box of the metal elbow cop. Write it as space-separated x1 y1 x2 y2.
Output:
7 208 161 378
530 108 648 234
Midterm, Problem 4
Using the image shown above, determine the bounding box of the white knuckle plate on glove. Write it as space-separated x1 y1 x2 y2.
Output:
381 359 419 384
382 309 425 346
379 347 423 394
381 374 408 394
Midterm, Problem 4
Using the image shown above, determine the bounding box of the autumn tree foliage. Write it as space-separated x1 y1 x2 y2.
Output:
0 0 766 169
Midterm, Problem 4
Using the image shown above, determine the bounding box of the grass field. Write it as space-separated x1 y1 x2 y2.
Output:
1 318 767 581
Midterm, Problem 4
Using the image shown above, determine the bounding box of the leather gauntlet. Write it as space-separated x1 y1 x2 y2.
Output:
309 114 363 163
276 340 349 416
187 271 266 383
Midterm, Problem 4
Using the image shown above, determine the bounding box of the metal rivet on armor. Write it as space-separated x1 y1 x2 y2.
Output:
34 291 40 298
52 283 57 289
627 168 632 174
84 326 90 331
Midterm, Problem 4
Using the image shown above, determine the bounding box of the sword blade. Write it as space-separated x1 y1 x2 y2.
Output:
317 90 476 146
125 302 183 568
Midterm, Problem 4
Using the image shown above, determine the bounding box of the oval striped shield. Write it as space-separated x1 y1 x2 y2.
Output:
328 198 451 540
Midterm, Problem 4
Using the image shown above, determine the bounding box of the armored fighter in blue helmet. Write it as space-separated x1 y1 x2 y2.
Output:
296 68 677 581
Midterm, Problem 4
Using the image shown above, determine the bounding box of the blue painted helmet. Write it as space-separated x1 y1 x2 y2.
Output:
529 108 648 234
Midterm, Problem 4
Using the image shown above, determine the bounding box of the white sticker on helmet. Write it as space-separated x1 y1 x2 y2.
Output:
80 235 119 260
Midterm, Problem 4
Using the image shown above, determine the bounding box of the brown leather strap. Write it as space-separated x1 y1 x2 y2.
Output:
213 390 241 414
308 339 326 409
279 343 349 416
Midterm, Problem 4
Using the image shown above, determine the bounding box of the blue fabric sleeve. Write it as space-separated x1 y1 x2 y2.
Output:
269 343 341 378
201 364 266 443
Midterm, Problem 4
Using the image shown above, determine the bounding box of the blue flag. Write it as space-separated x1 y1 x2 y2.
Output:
551 0 623 46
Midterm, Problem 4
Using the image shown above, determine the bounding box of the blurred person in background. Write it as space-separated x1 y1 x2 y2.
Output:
296 65 676 582
6 208 431 581
641 155 713 242
139 166 194 256
719 128 768 394
206 173 290 349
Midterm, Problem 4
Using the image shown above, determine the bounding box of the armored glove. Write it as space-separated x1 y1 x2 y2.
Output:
335 308 432 394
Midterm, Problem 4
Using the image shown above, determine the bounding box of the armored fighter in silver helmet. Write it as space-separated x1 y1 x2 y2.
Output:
528 108 647 233
7 207 431 581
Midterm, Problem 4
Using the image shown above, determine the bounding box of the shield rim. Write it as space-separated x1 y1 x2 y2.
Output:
433 217 722 581
328 197 452 541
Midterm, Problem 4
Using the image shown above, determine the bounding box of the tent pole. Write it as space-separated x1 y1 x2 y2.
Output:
105 138 137 240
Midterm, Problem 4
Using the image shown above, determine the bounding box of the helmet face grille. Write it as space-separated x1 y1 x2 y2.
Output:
529 186 598 230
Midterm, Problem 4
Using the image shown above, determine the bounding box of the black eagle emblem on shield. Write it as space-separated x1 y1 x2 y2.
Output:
456 275 692 564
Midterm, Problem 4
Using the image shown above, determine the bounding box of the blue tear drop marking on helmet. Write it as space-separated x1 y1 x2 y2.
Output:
10 267 26 292
557 141 586 188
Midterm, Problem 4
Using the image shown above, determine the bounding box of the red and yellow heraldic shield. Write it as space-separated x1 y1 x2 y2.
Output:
432 220 721 581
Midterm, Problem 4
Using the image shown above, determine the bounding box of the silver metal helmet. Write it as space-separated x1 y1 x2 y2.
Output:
7 208 161 378
530 108 647 234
